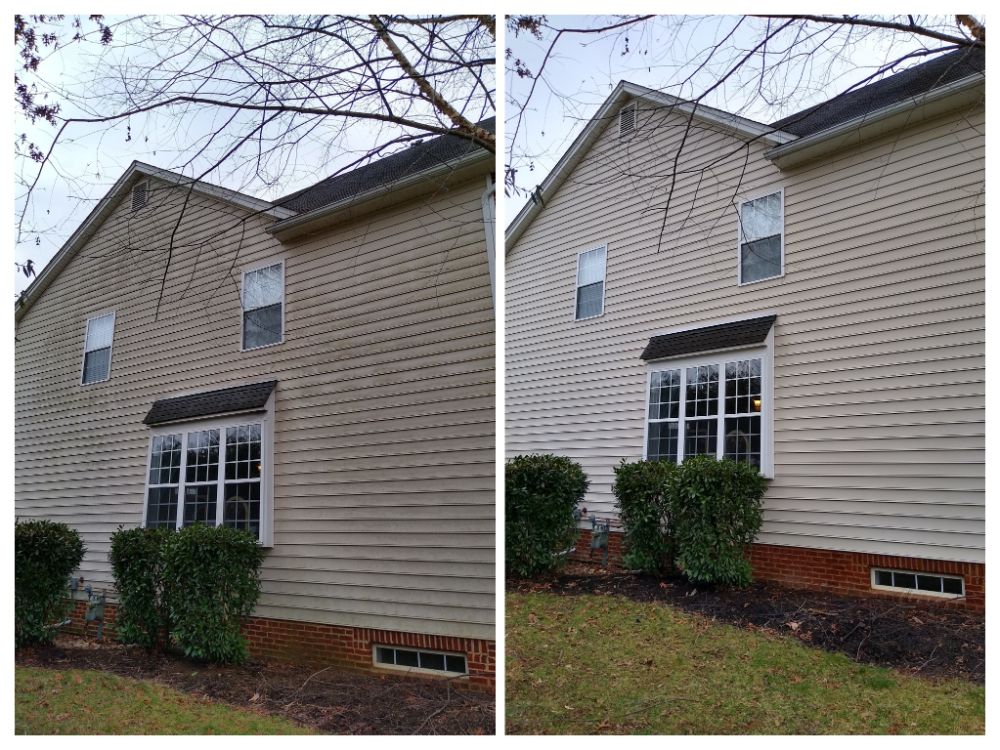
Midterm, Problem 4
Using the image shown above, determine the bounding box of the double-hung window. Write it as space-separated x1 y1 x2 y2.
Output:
81 312 115 384
646 349 772 476
144 419 270 543
738 189 783 284
242 261 284 350
575 245 607 320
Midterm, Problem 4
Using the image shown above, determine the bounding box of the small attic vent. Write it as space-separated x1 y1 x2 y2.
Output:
619 102 637 137
131 181 148 211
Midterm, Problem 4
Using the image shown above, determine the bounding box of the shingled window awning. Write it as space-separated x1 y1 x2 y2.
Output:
640 315 776 361
143 381 277 425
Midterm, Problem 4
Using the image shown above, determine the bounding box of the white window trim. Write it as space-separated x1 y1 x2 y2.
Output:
642 327 775 478
736 186 785 286
870 568 964 599
371 645 468 677
573 244 608 322
141 394 275 547
80 310 116 386
240 258 285 352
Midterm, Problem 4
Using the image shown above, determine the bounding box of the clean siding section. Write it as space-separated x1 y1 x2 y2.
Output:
506 99 984 564
16 174 495 639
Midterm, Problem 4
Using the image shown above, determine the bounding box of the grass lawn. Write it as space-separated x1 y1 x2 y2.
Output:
507 592 985 735
15 666 314 735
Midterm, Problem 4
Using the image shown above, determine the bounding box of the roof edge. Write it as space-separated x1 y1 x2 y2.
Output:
268 148 492 241
505 82 796 251
15 162 293 322
765 72 985 169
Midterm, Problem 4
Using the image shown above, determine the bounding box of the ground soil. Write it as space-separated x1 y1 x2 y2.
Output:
16 637 494 735
508 563 984 684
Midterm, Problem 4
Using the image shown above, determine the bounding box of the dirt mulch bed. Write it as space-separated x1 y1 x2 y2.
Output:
16 637 494 735
508 563 984 684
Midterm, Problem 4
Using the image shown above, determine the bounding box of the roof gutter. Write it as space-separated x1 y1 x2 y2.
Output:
766 73 985 169
268 149 492 242
505 81 795 250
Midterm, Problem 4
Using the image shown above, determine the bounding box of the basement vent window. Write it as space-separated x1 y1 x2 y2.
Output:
374 646 468 676
619 102 636 137
871 569 964 598
132 181 148 211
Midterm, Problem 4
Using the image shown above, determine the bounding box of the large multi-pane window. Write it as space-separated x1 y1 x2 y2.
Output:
144 420 266 541
242 261 284 349
738 189 783 284
646 354 767 472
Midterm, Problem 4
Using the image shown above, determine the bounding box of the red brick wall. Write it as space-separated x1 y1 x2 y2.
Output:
569 530 984 612
62 601 495 688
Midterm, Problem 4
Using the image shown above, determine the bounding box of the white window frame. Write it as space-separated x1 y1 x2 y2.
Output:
80 310 116 386
240 258 285 352
870 569 965 599
574 244 607 321
642 324 775 478
371 645 468 677
736 187 785 286
141 399 275 547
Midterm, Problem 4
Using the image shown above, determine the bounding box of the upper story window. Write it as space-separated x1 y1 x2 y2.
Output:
575 245 607 320
81 312 115 385
738 189 784 284
144 418 271 544
242 261 284 350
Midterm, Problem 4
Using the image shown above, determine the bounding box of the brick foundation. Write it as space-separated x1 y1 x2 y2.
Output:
569 529 984 612
62 600 495 689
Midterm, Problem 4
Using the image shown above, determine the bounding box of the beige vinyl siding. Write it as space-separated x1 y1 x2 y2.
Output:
16 173 495 639
506 98 984 564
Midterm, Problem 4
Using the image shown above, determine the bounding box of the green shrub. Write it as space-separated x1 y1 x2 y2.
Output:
613 459 677 575
161 524 266 663
109 527 172 649
15 519 86 647
669 455 766 586
506 454 588 578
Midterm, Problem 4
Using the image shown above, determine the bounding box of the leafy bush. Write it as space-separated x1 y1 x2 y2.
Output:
613 459 677 575
669 455 766 586
15 519 86 647
109 527 172 649
161 524 266 663
506 454 588 578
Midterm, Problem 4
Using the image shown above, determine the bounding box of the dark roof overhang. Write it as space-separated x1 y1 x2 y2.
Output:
640 315 776 361
143 380 277 426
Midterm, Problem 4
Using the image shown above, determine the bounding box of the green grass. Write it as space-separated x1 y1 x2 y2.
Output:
15 667 314 735
507 592 985 735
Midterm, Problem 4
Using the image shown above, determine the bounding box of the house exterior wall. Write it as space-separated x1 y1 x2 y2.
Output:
506 97 985 567
16 171 495 643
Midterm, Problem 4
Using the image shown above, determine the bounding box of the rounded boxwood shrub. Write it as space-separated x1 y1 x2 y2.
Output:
161 524 266 663
669 455 766 587
613 459 677 575
15 519 86 647
109 526 172 649
506 454 588 578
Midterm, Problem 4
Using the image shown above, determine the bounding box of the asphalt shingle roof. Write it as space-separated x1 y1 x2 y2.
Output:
640 316 777 361
278 118 495 214
772 47 985 138
143 381 277 425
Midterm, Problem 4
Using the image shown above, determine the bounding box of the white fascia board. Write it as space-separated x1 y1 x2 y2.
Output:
765 74 985 169
505 81 796 251
268 149 492 242
15 162 292 322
